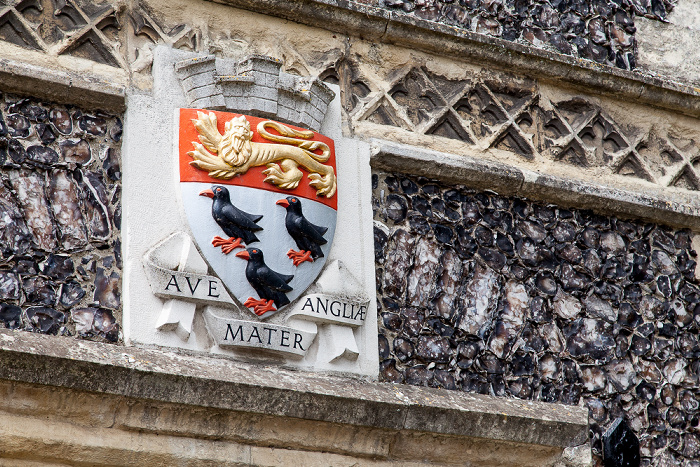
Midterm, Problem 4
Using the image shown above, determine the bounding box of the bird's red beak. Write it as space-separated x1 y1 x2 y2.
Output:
199 189 215 198
235 250 250 260
276 199 289 208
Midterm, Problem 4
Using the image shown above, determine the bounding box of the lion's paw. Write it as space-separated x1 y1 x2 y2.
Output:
309 173 337 198
263 162 303 190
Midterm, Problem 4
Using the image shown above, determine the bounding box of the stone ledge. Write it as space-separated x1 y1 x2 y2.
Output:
371 139 700 230
0 57 126 111
0 328 587 450
209 0 700 118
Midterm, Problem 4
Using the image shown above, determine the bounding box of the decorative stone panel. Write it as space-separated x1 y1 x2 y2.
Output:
325 61 700 193
374 170 700 465
0 93 122 343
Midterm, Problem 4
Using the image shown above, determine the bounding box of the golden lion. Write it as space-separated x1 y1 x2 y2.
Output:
188 112 337 198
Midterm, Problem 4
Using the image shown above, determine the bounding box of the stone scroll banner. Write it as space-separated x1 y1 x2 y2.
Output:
144 234 370 357
202 308 316 357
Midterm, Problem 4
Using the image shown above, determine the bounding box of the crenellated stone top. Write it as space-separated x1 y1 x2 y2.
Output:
174 54 335 132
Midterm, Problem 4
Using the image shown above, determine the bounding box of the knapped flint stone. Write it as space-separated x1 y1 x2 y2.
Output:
539 354 560 381
517 237 539 266
60 139 91 164
588 398 607 422
584 294 618 323
457 263 500 337
6 114 30 138
385 194 408 222
511 352 536 376
81 171 111 240
478 247 506 271
461 200 480 223
60 281 86 308
406 237 441 307
536 272 558 296
606 359 637 392
26 306 64 334
518 220 546 243
508 377 533 400
49 109 73 135
529 296 552 323
78 114 107 136
630 334 651 356
679 389 699 412
657 275 673 298
93 308 119 342
71 307 94 335
558 243 582 264
432 223 453 244
383 229 416 299
478 351 505 374
431 249 463 318
0 271 19 299
48 170 88 250
393 337 414 363
405 365 432 386
0 303 21 329
110 118 122 142
408 212 431 235
6 138 25 165
581 366 607 392
380 359 404 383
9 169 57 251
559 263 587 291
682 433 700 458
520 324 546 353
416 335 451 363
25 145 58 167
35 124 56 145
553 290 582 319
453 225 475 256
663 359 687 385
541 322 565 353
434 369 457 390
581 227 600 248
583 249 602 276
401 308 424 337
564 318 614 359
94 267 120 309
400 177 418 195
23 276 57 306
42 254 74 280
374 225 388 260
602 417 640 467
378 334 390 359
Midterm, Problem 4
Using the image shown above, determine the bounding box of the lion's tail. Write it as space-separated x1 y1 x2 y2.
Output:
257 121 330 162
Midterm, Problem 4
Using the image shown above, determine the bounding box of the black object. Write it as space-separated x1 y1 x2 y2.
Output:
200 185 263 244
277 196 328 259
602 417 640 467
236 248 293 308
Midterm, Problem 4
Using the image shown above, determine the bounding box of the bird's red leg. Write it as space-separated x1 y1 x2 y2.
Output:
286 249 313 266
212 236 244 254
243 297 277 316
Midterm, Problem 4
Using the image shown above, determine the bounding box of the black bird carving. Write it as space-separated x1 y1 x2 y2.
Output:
199 185 263 254
235 247 294 315
276 196 328 266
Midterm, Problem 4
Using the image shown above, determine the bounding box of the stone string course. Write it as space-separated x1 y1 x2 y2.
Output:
374 171 700 466
372 0 677 70
0 93 122 343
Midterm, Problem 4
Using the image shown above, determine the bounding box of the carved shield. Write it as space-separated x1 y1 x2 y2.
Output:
178 108 337 318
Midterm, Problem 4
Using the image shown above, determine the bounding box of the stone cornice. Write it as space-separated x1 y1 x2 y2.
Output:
0 57 126 111
371 139 700 230
208 0 700 118
0 328 588 449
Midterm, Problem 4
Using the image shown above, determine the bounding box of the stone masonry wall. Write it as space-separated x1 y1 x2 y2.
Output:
0 93 122 342
374 171 700 465
370 0 677 70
